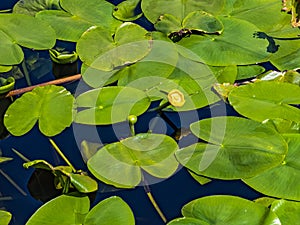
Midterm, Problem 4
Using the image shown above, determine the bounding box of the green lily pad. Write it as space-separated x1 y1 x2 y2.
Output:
155 10 223 36
36 0 121 42
0 14 56 65
0 210 12 225
271 199 300 225
243 134 300 201
209 65 237 84
75 86 151 125
0 65 13 73
175 116 287 179
117 38 178 86
113 0 143 21
84 196 135 225
188 170 212 185
236 65 266 80
0 77 15 94
77 23 152 71
167 195 281 225
26 194 90 225
69 173 98 193
4 85 74 136
141 0 225 23
178 17 269 66
13 0 61 16
228 81 300 122
87 133 179 188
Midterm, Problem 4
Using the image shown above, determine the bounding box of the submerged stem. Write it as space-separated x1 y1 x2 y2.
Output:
142 174 167 223
0 169 27 196
11 148 30 162
21 60 32 86
49 139 76 173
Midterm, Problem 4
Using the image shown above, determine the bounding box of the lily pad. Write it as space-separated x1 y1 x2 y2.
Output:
175 116 287 179
77 23 152 71
270 199 300 225
168 195 281 225
87 133 179 188
36 0 121 42
84 196 135 225
113 0 143 21
4 85 74 136
141 0 225 23
0 210 12 225
75 86 151 125
26 194 90 225
0 14 56 65
13 0 61 16
228 81 300 122
236 65 265 80
178 17 269 66
243 134 300 201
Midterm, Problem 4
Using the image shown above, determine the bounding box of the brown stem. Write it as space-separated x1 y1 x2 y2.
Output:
4 74 82 98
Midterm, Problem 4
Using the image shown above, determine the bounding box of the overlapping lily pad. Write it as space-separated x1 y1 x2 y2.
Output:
178 17 269 66
77 22 152 71
243 134 300 201
0 14 56 65
167 195 281 225
4 85 74 136
113 0 143 21
36 0 122 42
75 86 150 125
271 199 300 224
13 0 61 16
175 116 287 179
87 133 179 188
228 81 300 122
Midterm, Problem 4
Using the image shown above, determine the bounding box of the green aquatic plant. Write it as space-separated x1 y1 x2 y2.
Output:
26 195 135 225
0 210 12 225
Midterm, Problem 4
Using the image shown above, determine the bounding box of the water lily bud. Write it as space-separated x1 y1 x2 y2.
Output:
128 115 138 125
167 89 185 107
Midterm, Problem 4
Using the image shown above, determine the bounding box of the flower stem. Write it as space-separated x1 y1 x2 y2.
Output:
142 174 167 223
49 138 76 173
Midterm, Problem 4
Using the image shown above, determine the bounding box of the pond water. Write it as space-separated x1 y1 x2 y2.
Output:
0 1 263 225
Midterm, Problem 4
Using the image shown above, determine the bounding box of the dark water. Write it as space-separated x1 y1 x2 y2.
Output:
0 1 263 225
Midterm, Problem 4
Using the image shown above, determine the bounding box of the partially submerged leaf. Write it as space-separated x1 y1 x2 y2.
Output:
176 117 287 179
228 81 300 122
87 133 178 188
4 85 74 136
69 173 98 193
75 86 150 125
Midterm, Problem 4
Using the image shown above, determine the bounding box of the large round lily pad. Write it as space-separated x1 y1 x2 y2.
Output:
75 86 151 125
77 22 152 71
36 0 121 42
0 14 56 65
271 199 300 225
168 195 281 225
243 134 300 201
175 116 287 179
87 133 179 188
4 85 74 136
228 81 300 123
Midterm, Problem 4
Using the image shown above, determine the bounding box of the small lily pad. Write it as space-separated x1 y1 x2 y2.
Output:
87 133 179 188
113 0 143 21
